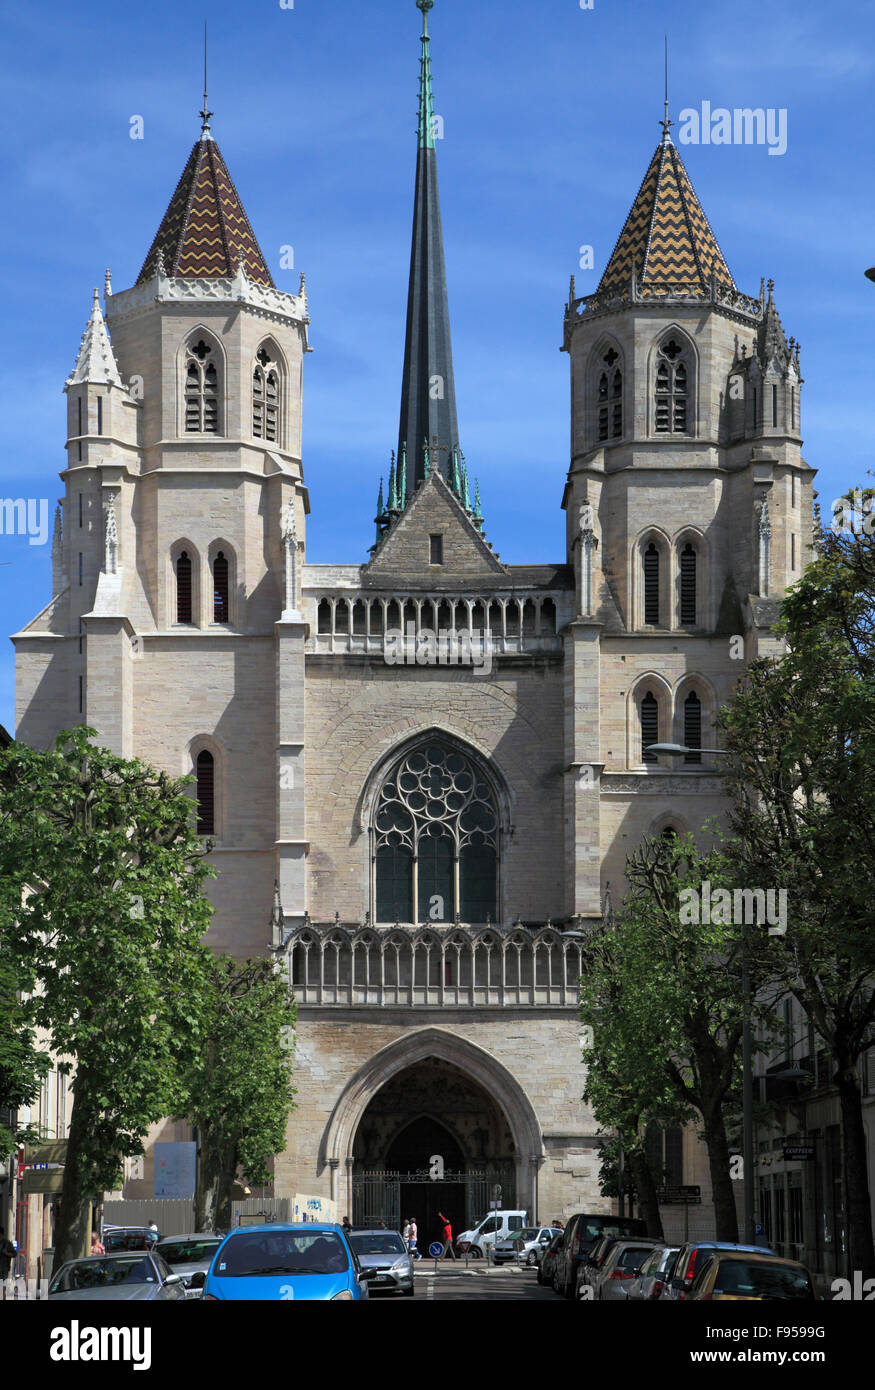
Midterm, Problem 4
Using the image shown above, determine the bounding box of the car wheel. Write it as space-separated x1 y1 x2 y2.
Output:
552 1267 564 1295
526 1251 537 1267
402 1286 415 1297
469 1245 482 1260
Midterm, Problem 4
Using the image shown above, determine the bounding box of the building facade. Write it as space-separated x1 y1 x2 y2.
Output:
13 4 815 1239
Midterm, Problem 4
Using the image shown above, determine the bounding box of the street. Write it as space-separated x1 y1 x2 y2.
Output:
374 1267 555 1301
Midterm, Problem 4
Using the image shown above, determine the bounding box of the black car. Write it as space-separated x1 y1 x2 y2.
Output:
552 1213 647 1299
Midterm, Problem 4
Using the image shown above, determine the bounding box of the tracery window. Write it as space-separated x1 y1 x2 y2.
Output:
374 743 498 924
655 337 689 434
185 339 219 434
253 345 280 443
597 346 623 442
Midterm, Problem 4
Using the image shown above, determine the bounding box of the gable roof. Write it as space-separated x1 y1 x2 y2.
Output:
598 138 735 297
136 136 274 286
365 470 507 584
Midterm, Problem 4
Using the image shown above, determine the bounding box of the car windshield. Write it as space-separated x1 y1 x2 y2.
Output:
214 1232 349 1277
617 1246 654 1270
716 1261 813 1299
155 1239 222 1264
51 1257 155 1292
517 1229 539 1242
103 1231 152 1252
349 1233 406 1256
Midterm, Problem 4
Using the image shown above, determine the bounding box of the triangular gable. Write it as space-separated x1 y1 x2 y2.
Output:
366 471 507 580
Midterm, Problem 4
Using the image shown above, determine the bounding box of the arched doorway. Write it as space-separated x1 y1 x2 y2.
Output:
351 1057 516 1249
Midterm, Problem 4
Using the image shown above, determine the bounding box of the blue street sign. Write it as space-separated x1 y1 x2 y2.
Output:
428 1242 443 1258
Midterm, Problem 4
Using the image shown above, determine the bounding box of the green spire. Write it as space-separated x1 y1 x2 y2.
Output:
451 445 461 497
399 443 408 507
388 451 398 512
473 477 483 529
417 1 436 150
460 451 471 510
423 437 430 478
375 477 385 544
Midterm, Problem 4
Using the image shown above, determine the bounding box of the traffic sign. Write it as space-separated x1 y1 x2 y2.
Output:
658 1185 701 1205
428 1242 443 1258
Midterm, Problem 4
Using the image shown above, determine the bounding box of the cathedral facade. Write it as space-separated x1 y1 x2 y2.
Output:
14 4 814 1234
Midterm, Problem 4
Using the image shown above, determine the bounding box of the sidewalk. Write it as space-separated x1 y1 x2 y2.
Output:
414 1260 529 1277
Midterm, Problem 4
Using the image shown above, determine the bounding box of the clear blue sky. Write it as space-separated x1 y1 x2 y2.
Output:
2 0 874 734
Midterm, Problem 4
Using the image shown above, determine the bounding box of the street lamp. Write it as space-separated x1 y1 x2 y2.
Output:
645 741 757 1244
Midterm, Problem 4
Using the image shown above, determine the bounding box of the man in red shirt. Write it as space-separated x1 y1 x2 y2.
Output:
438 1212 456 1260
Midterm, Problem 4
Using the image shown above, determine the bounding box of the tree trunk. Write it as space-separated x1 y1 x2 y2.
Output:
215 1138 238 1233
53 1074 95 1268
194 1125 221 1233
628 1148 664 1240
702 1107 739 1242
835 1064 875 1281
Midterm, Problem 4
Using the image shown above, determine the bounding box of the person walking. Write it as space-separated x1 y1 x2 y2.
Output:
0 1228 15 1284
438 1211 456 1260
402 1218 411 1246
407 1216 420 1260
90 1231 105 1256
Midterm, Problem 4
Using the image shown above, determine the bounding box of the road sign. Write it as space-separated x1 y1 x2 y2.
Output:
782 1144 815 1161
428 1242 443 1258
658 1185 701 1205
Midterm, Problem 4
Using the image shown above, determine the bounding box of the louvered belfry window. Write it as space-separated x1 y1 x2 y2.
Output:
684 691 702 764
176 550 192 624
213 551 229 623
655 338 689 434
643 543 660 625
185 340 219 434
641 693 659 763
253 347 279 443
196 750 215 835
680 543 697 626
598 372 609 441
597 347 622 442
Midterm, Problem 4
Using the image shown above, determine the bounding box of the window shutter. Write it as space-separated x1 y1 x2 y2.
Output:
213 552 229 624
176 551 192 624
643 544 660 625
680 543 697 625
196 751 215 835
683 692 702 763
641 693 659 762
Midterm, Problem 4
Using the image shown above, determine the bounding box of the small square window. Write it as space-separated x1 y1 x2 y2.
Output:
430 534 443 565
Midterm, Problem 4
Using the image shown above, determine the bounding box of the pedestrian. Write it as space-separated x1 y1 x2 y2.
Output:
438 1211 456 1260
90 1231 105 1256
408 1215 420 1259
0 1228 15 1283
147 1221 159 1244
553 1218 564 1230
341 1214 352 1235
402 1217 411 1246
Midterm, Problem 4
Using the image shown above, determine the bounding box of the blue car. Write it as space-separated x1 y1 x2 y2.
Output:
202 1224 368 1301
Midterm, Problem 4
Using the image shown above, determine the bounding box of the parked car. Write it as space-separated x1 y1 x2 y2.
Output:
48 1250 185 1301
153 1233 225 1299
456 1210 527 1259
687 1251 818 1301
202 1224 368 1301
574 1234 622 1298
667 1242 773 1301
584 1239 658 1301
493 1226 559 1266
553 1214 647 1298
538 1232 565 1287
625 1244 680 1301
102 1226 159 1253
347 1229 414 1296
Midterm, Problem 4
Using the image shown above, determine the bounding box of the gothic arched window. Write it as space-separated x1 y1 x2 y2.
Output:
185 338 219 434
374 743 499 924
684 691 702 764
213 551 229 623
196 750 215 835
176 550 192 624
655 337 690 434
253 345 280 443
643 543 660 625
597 346 623 442
640 692 659 763
680 542 697 626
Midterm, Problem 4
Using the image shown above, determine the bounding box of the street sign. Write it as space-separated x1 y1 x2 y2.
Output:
489 1200 501 1209
428 1242 443 1258
782 1144 815 1161
658 1185 701 1205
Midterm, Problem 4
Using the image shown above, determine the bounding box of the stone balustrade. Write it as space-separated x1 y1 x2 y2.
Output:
304 590 566 656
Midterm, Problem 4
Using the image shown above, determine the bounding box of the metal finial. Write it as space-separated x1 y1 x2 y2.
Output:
660 35 673 142
200 22 213 135
417 0 434 37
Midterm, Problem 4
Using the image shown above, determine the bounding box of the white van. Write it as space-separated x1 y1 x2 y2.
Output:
456 1210 527 1258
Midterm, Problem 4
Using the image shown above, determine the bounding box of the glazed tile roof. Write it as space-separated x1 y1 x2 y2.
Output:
137 136 274 286
597 138 735 297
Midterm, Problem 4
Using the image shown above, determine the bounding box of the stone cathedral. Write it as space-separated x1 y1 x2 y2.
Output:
14 2 814 1234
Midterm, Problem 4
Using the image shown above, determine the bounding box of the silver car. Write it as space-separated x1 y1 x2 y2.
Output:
347 1229 414 1296
625 1244 680 1301
48 1250 185 1301
494 1226 560 1267
589 1240 658 1301
154 1232 225 1299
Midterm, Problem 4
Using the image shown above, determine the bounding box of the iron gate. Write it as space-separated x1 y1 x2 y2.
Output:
352 1170 504 1231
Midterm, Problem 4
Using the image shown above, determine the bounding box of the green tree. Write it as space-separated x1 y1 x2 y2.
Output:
183 955 297 1232
720 494 875 1279
0 728 214 1266
589 834 778 1241
0 953 49 1157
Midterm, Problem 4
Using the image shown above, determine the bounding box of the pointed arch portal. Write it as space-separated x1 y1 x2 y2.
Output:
322 1028 543 1237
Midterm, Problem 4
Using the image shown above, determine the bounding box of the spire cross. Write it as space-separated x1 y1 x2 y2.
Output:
200 21 213 136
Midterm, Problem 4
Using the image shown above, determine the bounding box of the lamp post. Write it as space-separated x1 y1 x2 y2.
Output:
645 742 756 1244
